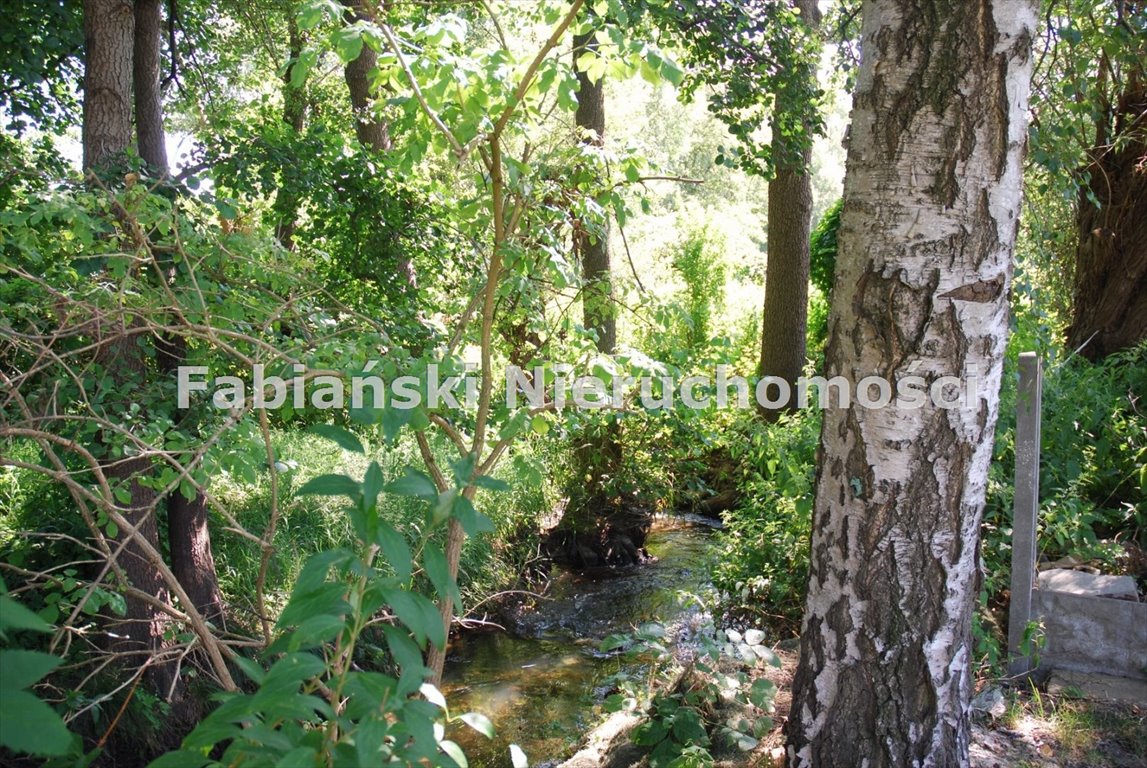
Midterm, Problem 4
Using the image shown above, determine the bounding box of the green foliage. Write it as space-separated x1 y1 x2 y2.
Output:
1027 0 1146 201
0 0 83 134
806 198 841 358
975 342 1147 669
670 227 727 353
154 436 499 766
714 411 820 630
0 578 73 757
808 198 840 299
636 0 825 175
601 615 779 765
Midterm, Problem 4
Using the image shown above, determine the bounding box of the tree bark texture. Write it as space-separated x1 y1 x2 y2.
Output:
132 0 168 175
784 0 1036 765
156 333 225 626
573 30 615 355
82 0 134 172
275 14 307 249
95 333 178 697
167 491 225 626
1065 69 1147 361
343 0 391 152
758 0 821 416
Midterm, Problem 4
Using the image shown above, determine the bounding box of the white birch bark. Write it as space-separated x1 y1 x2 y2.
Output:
784 0 1037 764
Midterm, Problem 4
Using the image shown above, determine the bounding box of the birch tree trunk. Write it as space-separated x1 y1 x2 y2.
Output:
783 0 1036 764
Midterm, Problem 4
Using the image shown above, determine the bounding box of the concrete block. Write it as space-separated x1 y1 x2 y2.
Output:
1034 589 1147 680
1038 568 1139 599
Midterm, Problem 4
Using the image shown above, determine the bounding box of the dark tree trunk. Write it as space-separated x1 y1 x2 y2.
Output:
758 0 820 419
132 0 168 176
340 0 418 289
559 28 634 569
95 333 178 697
275 14 307 249
343 0 391 153
156 334 225 626
82 0 134 171
783 0 1035 763
573 30 615 355
167 491 225 625
1065 71 1147 361
84 0 180 697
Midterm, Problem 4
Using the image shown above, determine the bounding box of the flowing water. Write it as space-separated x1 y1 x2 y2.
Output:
441 517 719 767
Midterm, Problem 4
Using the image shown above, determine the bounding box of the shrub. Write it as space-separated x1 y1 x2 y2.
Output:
713 411 820 632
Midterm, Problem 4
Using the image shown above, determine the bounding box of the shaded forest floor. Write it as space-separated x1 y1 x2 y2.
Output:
713 650 1147 768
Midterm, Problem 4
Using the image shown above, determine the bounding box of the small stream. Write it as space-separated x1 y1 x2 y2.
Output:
441 518 719 766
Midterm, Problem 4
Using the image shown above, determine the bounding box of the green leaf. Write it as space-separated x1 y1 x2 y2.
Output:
0 595 52 633
439 739 468 768
459 712 494 739
297 473 361 500
419 682 447 710
384 467 438 499
276 746 320 767
308 424 364 454
471 475 509 492
0 689 71 756
292 549 350 595
432 488 458 526
333 27 364 64
282 614 346 652
749 677 778 708
289 48 318 89
376 523 413 584
381 403 413 443
422 542 452 604
450 454 477 487
363 461 384 510
0 650 60 690
735 733 759 751
383 588 434 646
510 744 529 768
382 624 424 674
231 655 267 685
452 496 495 537
277 583 349 629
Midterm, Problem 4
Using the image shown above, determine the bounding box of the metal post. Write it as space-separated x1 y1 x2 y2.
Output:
1007 352 1042 676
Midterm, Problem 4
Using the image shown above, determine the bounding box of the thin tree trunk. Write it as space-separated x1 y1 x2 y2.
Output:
95 332 179 698
275 14 307 249
83 0 184 698
1065 70 1147 361
156 334 225 626
83 0 134 172
573 30 615 355
167 492 225 625
783 0 1035 763
343 0 391 153
758 0 819 418
340 0 419 289
133 0 168 176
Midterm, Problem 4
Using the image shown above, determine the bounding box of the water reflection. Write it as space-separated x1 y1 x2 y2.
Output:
441 519 717 766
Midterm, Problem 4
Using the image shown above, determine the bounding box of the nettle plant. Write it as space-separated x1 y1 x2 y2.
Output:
599 615 780 767
153 428 501 766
